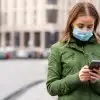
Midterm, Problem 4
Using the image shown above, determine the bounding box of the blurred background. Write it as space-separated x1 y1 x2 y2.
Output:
0 0 100 100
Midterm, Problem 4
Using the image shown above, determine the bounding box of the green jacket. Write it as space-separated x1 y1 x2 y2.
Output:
46 37 100 100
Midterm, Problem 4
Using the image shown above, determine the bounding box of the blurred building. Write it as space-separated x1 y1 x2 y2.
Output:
0 0 100 53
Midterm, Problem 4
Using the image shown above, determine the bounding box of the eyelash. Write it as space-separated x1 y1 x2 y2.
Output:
78 25 93 29
78 25 84 29
87 26 93 29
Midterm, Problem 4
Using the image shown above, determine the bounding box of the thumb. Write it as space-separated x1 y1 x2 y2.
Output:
83 65 89 69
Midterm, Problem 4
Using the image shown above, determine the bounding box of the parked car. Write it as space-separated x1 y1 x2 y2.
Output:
0 52 6 59
5 47 16 59
15 50 28 59
27 51 44 59
0 48 6 59
27 51 37 59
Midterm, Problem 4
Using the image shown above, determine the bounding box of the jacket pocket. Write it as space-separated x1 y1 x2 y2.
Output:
61 52 78 76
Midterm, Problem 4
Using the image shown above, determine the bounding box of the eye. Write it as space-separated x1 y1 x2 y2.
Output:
77 24 84 29
87 25 93 30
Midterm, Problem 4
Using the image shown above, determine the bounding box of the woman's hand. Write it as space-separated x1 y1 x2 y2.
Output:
79 65 90 82
89 68 100 83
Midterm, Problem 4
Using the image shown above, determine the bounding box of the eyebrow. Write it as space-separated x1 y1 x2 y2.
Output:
77 23 94 26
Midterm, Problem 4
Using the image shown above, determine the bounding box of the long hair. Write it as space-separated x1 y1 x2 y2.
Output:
61 2 100 42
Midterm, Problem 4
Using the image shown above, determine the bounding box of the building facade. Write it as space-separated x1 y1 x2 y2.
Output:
0 0 100 52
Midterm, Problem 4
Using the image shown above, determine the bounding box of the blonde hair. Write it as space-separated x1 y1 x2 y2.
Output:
60 2 100 42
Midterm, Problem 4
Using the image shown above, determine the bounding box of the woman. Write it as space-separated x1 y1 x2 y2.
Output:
46 2 100 100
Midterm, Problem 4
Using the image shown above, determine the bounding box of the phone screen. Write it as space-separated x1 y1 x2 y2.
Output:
89 60 100 70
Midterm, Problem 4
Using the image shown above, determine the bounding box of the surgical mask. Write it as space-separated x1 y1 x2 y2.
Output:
72 27 93 41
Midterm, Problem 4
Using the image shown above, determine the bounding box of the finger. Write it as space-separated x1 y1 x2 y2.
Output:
80 74 90 78
99 67 100 70
90 71 100 77
90 71 98 76
82 70 90 73
82 69 90 73
80 72 90 76
90 72 100 79
80 76 90 80
92 69 100 74
81 72 90 76
83 65 89 69
90 76 98 80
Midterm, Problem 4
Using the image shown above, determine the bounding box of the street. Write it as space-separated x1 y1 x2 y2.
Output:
0 59 57 100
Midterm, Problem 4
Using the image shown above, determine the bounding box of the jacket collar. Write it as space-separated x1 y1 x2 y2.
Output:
64 36 97 53
69 36 96 43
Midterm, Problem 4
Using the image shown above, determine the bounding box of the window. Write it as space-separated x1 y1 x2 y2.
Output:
13 12 17 26
14 32 20 47
0 0 2 26
53 31 59 43
46 9 58 23
45 31 59 48
47 0 57 5
13 0 17 8
68 0 71 6
33 0 37 7
3 12 8 26
24 0 27 9
5 32 11 46
33 10 37 25
1 12 8 26
34 32 40 47
24 32 30 47
13 0 17 25
0 33 1 47
24 12 26 24
0 13 2 26
45 32 51 48
23 0 27 24
34 10 36 15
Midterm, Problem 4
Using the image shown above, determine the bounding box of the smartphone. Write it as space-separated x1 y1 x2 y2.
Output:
89 60 100 70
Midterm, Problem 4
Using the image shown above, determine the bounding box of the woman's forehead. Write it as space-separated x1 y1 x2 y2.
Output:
74 16 95 24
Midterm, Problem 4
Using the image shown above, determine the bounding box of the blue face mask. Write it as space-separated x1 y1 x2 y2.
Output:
72 27 93 41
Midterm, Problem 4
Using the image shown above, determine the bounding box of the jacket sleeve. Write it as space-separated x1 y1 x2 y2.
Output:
46 43 81 96
90 80 100 95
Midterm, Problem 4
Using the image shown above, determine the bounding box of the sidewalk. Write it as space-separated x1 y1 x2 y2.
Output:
17 82 57 100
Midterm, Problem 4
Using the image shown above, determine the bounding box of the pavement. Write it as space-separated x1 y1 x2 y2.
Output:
0 59 57 100
17 82 57 100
